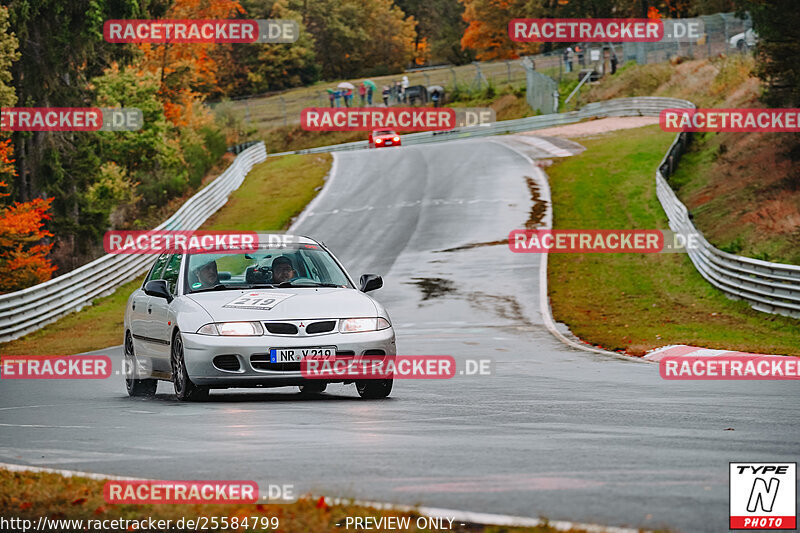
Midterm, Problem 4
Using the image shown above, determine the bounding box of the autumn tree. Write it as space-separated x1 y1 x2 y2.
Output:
295 0 417 78
460 0 539 60
236 0 319 93
138 0 246 126
395 0 475 65
0 6 55 292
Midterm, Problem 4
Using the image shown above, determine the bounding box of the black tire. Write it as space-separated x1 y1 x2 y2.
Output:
298 381 327 394
356 379 393 399
171 332 209 402
736 39 745 51
124 332 157 397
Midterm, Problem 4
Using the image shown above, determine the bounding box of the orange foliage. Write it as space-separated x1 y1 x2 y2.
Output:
460 0 537 61
138 0 245 126
0 140 56 293
414 37 431 66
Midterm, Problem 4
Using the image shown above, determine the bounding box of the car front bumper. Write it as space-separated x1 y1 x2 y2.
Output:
181 328 396 387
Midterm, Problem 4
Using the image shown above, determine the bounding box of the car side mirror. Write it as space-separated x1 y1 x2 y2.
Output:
359 274 383 293
144 280 173 303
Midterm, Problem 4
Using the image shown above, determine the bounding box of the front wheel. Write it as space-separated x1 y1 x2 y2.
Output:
124 332 157 397
171 332 209 402
356 379 392 399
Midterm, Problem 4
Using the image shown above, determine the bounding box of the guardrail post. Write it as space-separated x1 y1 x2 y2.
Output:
723 16 729 54
472 62 487 90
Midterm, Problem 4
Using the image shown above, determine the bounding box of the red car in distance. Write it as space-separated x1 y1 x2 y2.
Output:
368 129 401 148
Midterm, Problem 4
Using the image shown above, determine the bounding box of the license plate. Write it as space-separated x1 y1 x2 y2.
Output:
270 346 336 363
384 141 393 145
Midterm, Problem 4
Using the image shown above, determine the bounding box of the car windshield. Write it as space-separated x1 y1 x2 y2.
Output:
184 243 352 293
375 130 396 136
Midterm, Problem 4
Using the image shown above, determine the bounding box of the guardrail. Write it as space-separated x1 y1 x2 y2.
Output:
289 96 800 319
656 131 800 319
0 142 267 343
284 97 695 155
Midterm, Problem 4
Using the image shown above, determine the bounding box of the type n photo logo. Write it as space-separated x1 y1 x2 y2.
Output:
730 463 796 529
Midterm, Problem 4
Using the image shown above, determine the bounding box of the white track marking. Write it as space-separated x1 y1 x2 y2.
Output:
289 152 340 232
489 140 648 364
510 135 574 157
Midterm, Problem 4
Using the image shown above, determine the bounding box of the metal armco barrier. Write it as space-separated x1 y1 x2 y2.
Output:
656 131 800 319
287 97 695 155
0 142 267 343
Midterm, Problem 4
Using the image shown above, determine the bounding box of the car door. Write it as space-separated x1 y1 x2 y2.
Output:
148 253 182 371
131 254 169 358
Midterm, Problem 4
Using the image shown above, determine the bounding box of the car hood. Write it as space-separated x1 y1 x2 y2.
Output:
184 288 379 322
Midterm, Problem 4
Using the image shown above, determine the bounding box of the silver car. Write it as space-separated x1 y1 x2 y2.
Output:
123 235 395 401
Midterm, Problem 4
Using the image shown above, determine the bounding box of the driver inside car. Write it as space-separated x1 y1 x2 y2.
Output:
193 259 220 289
271 256 297 284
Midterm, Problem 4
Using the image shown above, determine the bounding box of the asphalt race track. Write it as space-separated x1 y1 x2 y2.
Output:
1 137 798 532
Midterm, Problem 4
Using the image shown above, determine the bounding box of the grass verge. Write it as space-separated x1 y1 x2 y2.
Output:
0 470 596 533
0 154 332 357
546 124 800 356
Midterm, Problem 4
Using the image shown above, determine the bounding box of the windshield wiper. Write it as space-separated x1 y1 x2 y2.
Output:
244 284 277 289
276 281 342 288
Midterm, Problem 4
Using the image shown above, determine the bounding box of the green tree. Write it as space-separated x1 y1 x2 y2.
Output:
294 0 417 78
735 0 800 108
239 0 319 93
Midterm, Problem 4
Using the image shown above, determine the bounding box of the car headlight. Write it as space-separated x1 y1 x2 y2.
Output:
339 317 391 333
196 322 264 336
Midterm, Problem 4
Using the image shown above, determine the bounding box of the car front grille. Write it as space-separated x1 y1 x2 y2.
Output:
306 320 336 334
263 320 338 336
264 322 298 335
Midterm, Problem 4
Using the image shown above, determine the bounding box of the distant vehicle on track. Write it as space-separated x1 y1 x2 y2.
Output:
369 129 401 148
730 28 757 50
123 235 395 401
